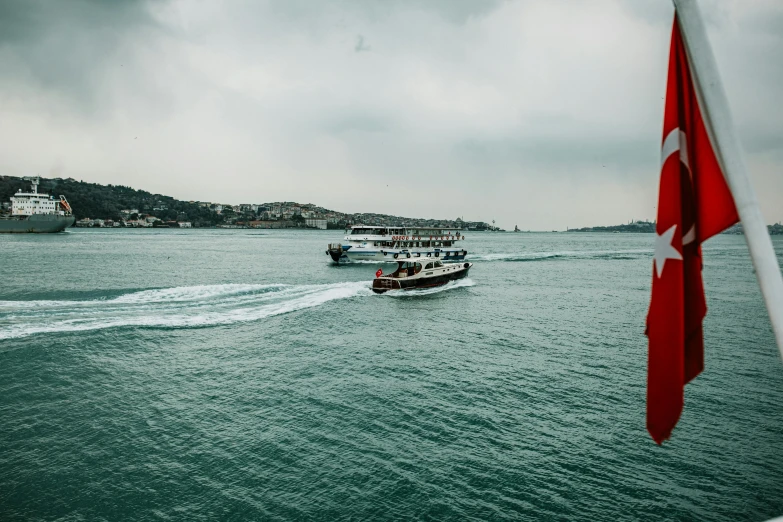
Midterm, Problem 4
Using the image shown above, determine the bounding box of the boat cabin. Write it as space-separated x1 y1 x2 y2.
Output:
345 225 465 250
386 259 446 278
372 258 471 293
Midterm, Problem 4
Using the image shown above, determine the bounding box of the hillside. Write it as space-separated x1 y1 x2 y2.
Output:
567 220 655 233
568 220 783 235
0 176 492 230
0 176 221 226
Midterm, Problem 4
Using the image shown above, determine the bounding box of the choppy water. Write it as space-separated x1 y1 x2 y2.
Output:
1 229 782 521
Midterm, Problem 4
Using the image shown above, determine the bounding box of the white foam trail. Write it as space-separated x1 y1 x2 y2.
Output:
0 282 374 341
110 284 288 304
472 252 560 262
386 278 476 297
0 284 289 310
470 249 650 262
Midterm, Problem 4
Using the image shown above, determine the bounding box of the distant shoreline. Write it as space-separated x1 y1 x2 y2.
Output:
63 226 783 235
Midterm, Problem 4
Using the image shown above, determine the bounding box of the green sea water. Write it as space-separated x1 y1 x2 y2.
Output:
1 229 782 521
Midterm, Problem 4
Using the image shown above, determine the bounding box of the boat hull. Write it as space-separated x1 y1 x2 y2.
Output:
0 214 75 233
331 248 468 263
372 264 471 294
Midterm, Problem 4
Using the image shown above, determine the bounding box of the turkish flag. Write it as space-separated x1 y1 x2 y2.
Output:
646 17 739 444
376 268 383 278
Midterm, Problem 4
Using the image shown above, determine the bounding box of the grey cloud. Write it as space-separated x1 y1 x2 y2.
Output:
0 0 161 113
325 113 391 134
0 0 782 229
265 0 504 26
0 0 155 44
355 35 371 52
454 135 657 176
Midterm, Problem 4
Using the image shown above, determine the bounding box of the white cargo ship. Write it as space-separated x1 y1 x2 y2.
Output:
0 177 75 233
326 225 467 263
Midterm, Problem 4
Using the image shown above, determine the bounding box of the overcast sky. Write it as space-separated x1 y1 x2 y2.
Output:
0 0 781 229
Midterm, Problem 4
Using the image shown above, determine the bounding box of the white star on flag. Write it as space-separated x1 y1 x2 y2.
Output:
653 224 683 278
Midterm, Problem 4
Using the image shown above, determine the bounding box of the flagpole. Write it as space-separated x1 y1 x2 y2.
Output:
673 0 783 358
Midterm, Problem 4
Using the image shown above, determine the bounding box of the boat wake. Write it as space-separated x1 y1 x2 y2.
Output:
386 278 475 297
0 282 374 340
470 249 650 262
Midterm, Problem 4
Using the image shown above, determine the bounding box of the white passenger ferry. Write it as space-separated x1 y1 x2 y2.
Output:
326 225 467 263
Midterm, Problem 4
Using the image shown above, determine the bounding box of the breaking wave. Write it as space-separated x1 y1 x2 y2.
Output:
0 282 373 340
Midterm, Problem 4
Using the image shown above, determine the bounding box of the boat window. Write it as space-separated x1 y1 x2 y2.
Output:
425 262 433 269
352 228 377 235
434 260 443 267
414 263 422 273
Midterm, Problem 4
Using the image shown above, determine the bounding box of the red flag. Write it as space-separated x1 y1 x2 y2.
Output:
646 17 739 444
376 268 383 278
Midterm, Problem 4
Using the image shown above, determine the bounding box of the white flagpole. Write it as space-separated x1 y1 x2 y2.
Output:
674 0 783 358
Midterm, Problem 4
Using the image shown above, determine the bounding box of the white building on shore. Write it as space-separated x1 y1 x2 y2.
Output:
305 218 327 230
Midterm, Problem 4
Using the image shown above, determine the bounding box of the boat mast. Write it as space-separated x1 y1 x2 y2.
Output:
22 176 40 194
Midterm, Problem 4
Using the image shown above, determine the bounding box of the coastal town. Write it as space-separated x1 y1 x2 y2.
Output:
70 201 498 231
0 174 498 231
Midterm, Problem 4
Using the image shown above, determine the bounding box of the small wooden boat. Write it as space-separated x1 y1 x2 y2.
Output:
371 259 473 294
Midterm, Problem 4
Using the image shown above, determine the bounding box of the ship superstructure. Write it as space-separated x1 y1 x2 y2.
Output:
327 225 467 263
0 177 75 233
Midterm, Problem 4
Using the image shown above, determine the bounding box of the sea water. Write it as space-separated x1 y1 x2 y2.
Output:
1 229 781 520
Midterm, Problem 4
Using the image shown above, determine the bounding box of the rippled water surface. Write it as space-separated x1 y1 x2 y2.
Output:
1 229 782 521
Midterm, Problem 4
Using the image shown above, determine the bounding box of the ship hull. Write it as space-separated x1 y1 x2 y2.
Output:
0 214 75 233
329 248 468 263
